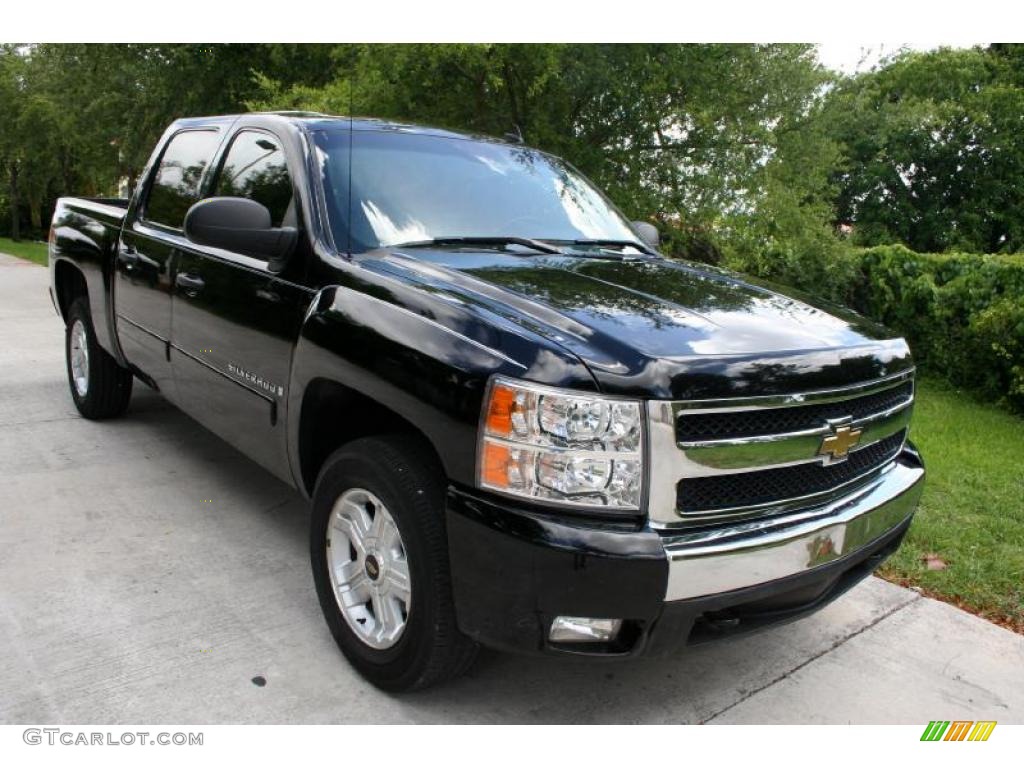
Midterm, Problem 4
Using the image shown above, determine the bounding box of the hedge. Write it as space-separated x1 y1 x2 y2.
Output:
850 246 1024 411
721 243 1024 411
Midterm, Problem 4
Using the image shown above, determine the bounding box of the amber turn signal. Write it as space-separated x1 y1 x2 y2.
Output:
481 441 512 488
484 382 518 437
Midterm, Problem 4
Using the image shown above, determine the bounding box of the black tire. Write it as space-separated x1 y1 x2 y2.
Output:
310 435 478 692
65 297 133 419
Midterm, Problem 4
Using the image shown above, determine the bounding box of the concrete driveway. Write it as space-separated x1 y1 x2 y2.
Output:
1 252 1022 724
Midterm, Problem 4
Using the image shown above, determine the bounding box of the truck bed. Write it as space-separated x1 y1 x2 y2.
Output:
49 196 133 359
58 197 130 229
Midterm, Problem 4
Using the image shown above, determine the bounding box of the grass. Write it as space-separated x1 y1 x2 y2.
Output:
880 379 1024 632
0 236 48 266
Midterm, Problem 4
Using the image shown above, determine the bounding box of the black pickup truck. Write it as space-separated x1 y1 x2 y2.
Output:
48 112 924 691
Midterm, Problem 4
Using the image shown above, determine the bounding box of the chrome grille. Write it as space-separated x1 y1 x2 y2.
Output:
676 382 914 442
645 371 915 528
676 430 906 513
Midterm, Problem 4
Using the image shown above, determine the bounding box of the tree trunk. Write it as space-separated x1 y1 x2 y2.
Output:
29 192 42 232
9 164 20 242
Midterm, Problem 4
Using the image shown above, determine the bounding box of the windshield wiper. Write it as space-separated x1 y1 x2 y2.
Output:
393 236 563 255
564 238 658 257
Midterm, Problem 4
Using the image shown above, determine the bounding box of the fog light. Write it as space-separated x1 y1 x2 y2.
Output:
549 616 623 643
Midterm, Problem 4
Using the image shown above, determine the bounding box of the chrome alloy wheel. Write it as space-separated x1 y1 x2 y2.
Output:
326 488 411 649
69 319 90 397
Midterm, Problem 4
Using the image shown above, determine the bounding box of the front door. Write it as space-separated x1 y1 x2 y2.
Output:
115 128 223 393
169 129 314 482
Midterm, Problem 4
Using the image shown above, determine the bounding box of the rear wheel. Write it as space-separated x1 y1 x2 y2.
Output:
65 298 133 419
310 435 477 691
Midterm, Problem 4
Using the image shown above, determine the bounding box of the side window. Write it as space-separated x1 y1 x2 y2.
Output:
215 131 295 227
144 130 221 229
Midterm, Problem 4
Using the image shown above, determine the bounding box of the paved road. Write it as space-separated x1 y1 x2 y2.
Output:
1 252 1022 724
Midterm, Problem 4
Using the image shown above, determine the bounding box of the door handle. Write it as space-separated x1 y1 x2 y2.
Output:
175 273 205 296
118 246 139 269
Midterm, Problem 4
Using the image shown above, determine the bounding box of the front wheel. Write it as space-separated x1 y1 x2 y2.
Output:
65 298 133 419
310 435 478 692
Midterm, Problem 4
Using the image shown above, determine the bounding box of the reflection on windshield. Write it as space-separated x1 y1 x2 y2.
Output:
360 200 431 245
313 129 638 253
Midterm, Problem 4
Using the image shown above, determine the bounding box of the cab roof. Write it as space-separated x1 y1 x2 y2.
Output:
172 112 520 145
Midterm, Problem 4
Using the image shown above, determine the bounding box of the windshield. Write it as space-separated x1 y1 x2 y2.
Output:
313 129 640 253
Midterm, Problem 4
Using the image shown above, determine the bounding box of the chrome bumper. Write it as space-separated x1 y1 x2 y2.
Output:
661 454 924 601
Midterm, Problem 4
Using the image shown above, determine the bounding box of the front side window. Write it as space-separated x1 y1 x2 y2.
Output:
215 131 294 227
144 130 221 229
313 129 638 253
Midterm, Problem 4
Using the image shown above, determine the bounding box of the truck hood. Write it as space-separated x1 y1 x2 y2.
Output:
361 249 913 399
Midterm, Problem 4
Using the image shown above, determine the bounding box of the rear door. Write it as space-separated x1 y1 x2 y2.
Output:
169 127 316 482
116 128 223 393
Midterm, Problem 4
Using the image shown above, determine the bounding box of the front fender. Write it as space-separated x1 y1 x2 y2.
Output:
286 282 597 493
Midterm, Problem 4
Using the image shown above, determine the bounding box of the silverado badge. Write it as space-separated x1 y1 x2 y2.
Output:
818 419 862 463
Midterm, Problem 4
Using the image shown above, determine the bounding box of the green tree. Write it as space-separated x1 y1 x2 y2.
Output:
0 45 27 239
823 46 1024 253
0 44 338 237
2 43 844 268
249 44 838 265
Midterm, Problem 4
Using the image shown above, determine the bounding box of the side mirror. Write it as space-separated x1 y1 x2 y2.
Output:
184 197 296 272
632 220 660 249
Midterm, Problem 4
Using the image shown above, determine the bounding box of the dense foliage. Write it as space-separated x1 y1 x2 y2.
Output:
1 43 835 259
0 43 337 236
1 43 1022 407
249 44 836 264
853 247 1024 410
5 43 1023 260
720 241 1024 411
824 46 1024 254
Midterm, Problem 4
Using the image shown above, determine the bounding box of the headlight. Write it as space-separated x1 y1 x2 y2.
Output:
477 376 644 511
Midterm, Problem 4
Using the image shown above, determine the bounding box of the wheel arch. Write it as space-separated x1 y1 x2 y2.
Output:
296 377 448 497
53 258 89 322
284 279 598 498
52 255 122 363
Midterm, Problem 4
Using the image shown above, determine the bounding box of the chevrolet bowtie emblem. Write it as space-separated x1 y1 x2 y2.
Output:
818 421 862 462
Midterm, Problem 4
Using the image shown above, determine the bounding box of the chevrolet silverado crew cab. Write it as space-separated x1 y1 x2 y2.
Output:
48 112 925 691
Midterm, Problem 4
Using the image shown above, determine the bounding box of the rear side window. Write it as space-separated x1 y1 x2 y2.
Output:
144 130 221 229
215 131 294 227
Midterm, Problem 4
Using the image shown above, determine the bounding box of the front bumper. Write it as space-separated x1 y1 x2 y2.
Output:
446 444 924 657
